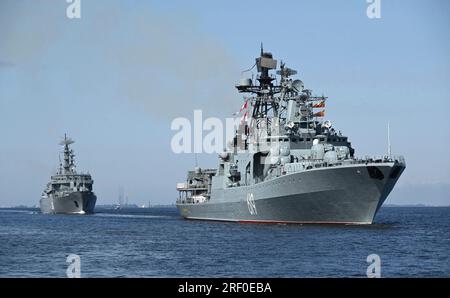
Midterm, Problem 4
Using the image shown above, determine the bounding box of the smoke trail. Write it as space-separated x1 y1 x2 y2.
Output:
0 0 241 119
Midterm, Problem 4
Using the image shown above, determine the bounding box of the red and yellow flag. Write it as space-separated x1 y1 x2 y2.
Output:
233 100 249 116
313 101 325 108
313 110 325 117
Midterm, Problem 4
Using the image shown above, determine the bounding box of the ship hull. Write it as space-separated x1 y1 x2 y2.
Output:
39 192 97 214
177 162 405 224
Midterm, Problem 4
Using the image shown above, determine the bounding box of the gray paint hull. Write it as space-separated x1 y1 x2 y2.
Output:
39 192 97 214
177 162 404 224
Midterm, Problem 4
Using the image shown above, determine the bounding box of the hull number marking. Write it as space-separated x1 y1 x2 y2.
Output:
246 193 257 215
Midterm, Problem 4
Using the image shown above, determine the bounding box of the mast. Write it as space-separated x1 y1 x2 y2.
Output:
387 122 391 157
233 46 330 150
118 186 124 206
59 133 76 174
58 155 63 175
236 45 280 142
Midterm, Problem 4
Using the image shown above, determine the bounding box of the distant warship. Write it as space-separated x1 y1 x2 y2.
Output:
40 134 97 214
176 47 405 224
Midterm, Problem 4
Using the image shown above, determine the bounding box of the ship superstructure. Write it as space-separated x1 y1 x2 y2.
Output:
40 134 97 214
176 47 405 224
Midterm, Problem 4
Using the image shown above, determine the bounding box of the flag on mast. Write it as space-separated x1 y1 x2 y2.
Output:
313 101 325 108
241 111 249 124
233 100 249 116
313 110 325 117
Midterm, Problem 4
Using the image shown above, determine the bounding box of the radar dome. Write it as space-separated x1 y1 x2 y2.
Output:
323 120 332 129
292 80 304 93
239 78 252 87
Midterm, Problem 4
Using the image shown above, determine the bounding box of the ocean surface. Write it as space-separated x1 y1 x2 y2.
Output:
0 207 448 277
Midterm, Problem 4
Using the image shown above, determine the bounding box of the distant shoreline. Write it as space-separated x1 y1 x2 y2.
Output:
0 204 177 210
1 204 449 210
383 204 450 207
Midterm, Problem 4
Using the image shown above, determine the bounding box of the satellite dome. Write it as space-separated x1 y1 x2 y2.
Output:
292 80 304 92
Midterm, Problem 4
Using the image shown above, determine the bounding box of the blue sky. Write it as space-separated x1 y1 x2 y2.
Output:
0 0 449 206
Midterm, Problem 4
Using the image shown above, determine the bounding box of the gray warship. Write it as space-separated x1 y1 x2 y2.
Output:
176 48 405 224
40 134 97 214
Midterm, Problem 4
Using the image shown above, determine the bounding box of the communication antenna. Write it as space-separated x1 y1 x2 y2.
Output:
387 122 392 157
194 153 198 168
118 186 124 206
59 133 74 146
58 155 62 174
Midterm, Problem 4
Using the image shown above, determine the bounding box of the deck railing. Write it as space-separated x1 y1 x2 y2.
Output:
284 155 405 174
